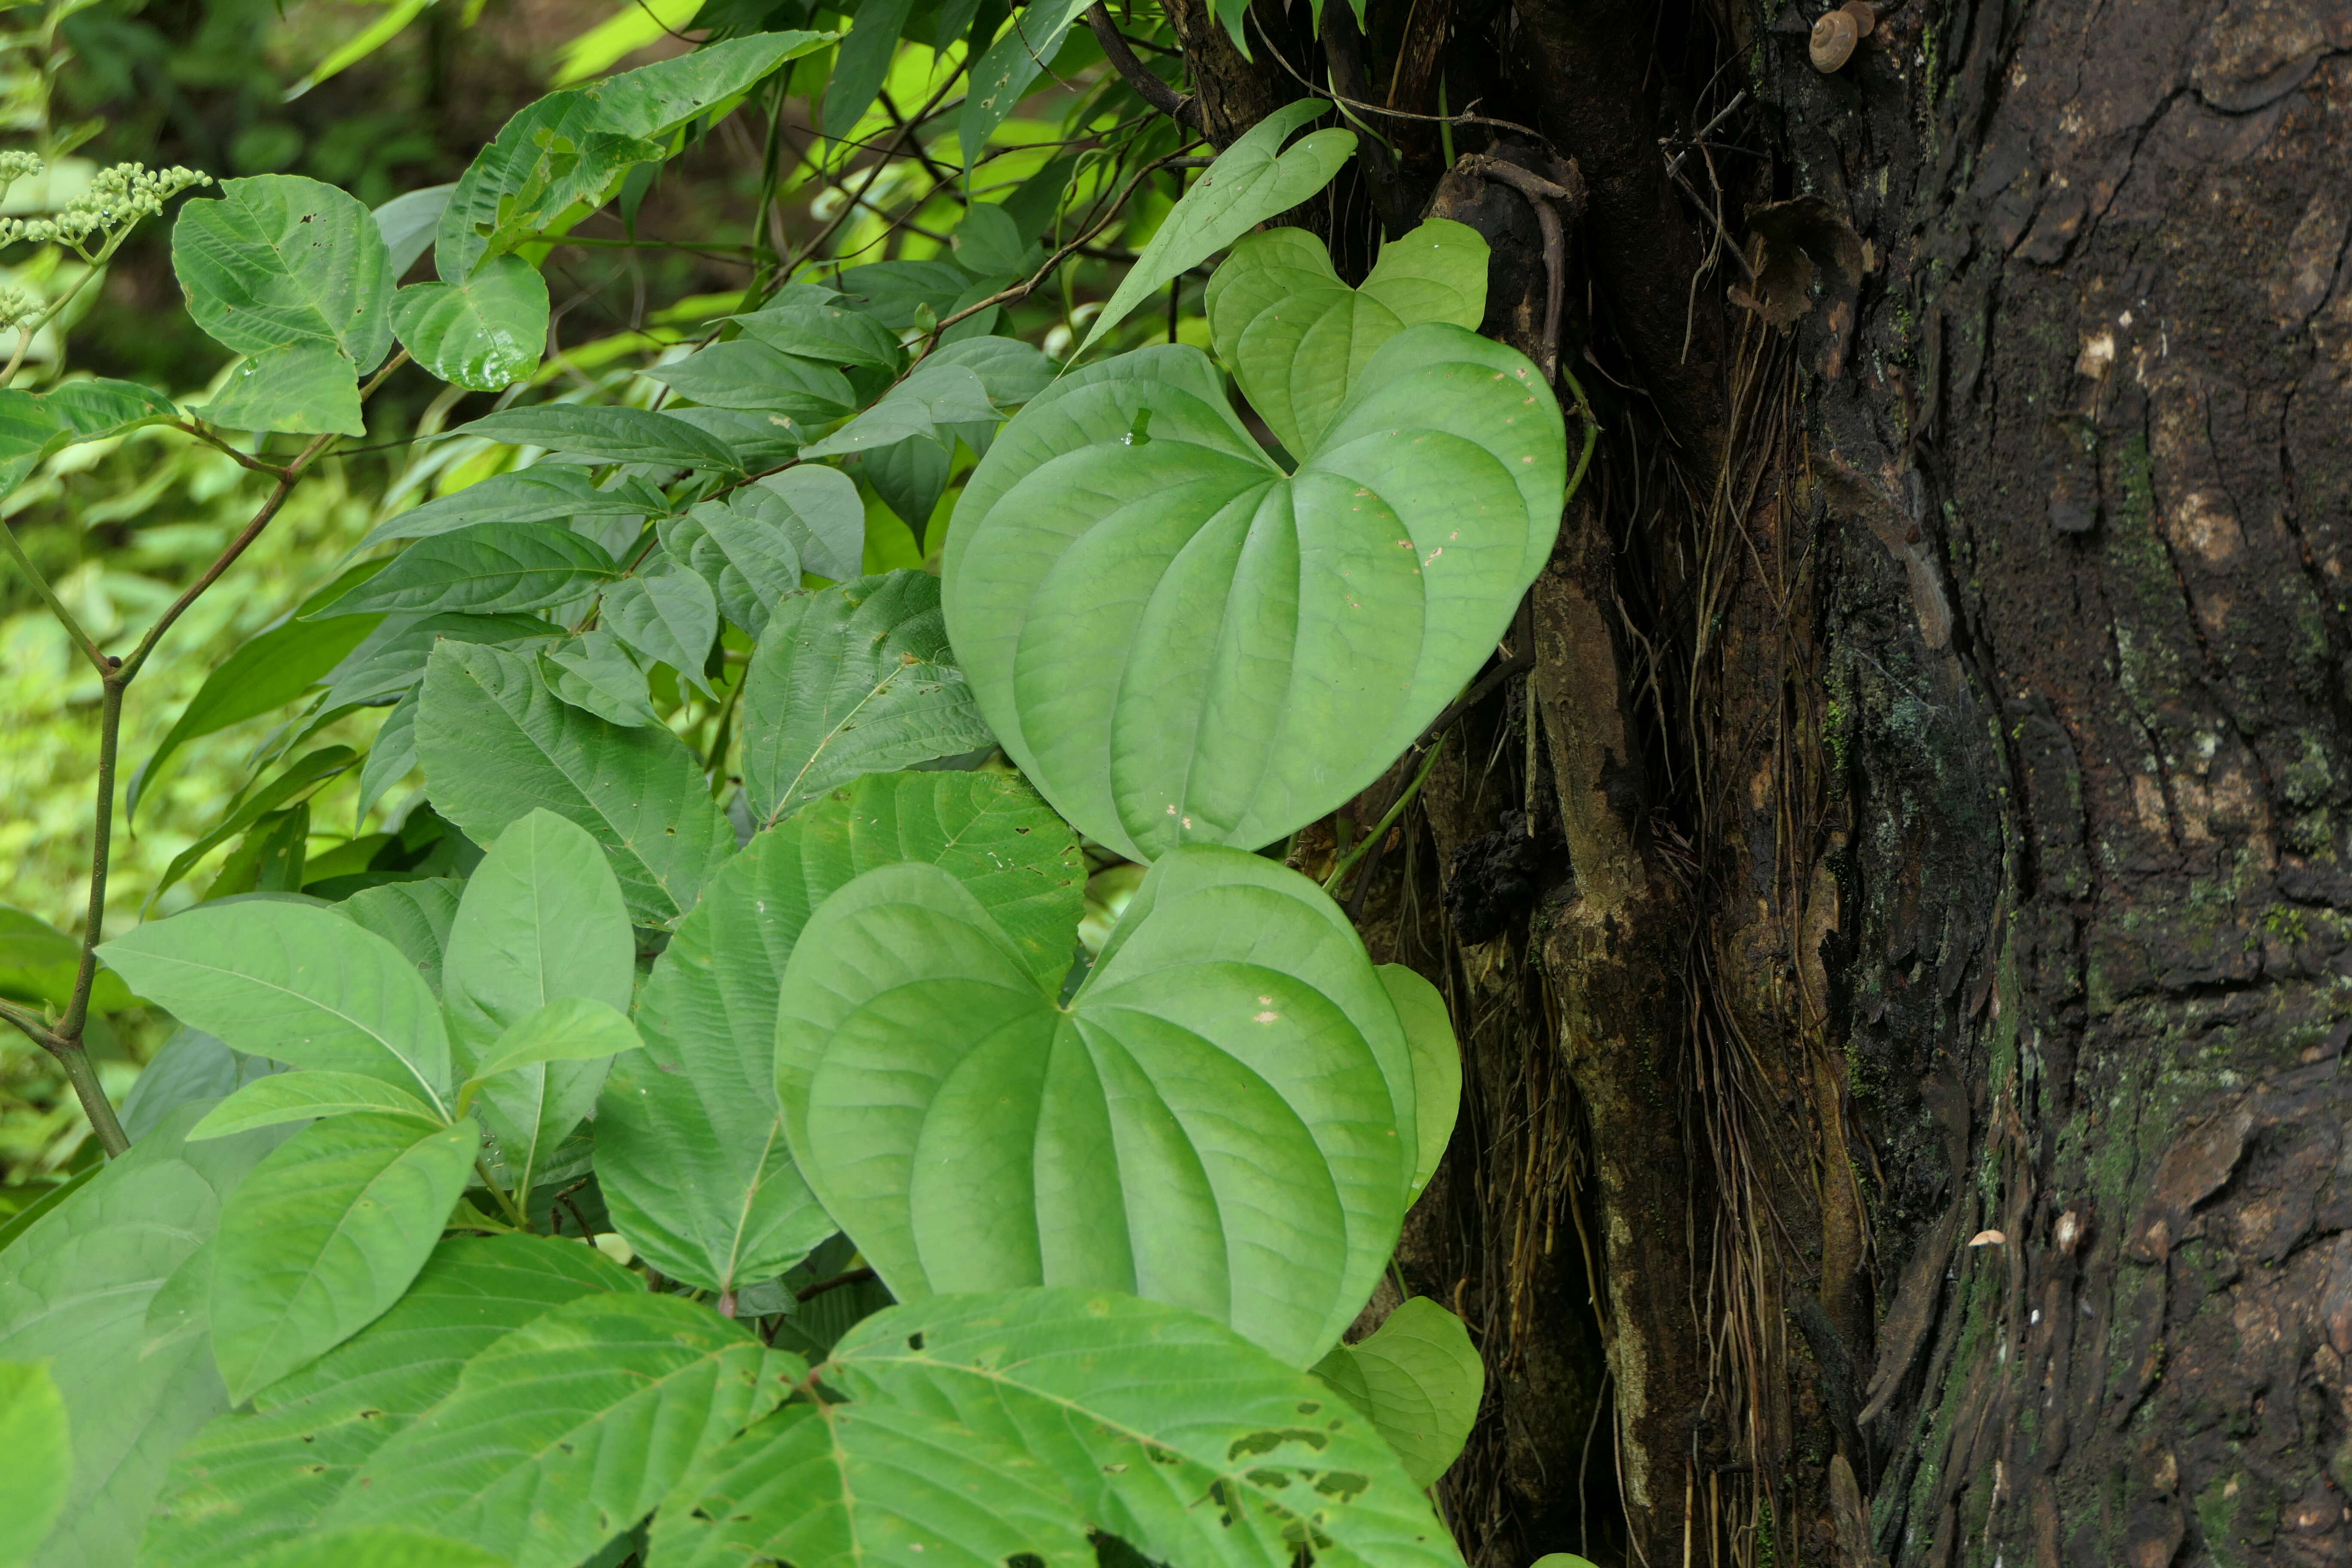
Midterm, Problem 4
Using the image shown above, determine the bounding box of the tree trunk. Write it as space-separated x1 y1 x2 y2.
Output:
1173 1 2352 1563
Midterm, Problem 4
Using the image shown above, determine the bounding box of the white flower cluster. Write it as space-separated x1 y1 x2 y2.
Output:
0 162 211 253
0 285 40 330
0 150 44 189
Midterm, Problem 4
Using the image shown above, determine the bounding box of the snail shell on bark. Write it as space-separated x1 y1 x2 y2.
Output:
1810 9 1860 70
1841 0 1876 36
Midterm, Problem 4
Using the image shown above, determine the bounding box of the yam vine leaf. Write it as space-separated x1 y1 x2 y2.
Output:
774 844 1417 1368
601 770 1082 1296
943 326 1565 861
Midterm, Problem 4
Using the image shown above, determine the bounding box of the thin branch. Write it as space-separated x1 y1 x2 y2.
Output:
0 997 61 1051
0 517 108 675
168 420 293 478
1461 153 1580 381
923 143 1204 339
1249 19 1557 149
796 1265 878 1302
1325 734 1447 898
1085 3 1196 127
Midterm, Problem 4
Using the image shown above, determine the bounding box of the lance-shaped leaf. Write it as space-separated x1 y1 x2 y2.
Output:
1204 218 1489 455
172 174 395 370
774 844 1414 1368
392 256 551 391
147 744 355 907
603 567 720 695
0 1360 68 1567
826 1291 1464 1568
641 340 855 419
363 468 667 547
732 299 901 371
130 609 384 820
959 0 1092 169
741 572 996 824
462 996 638 1102
1310 1298 1483 1489
943 327 1563 862
647 1397 1093 1568
321 610 562 709
447 404 745 472
0 1106 280 1567
437 32 827 279
1079 101 1354 355
660 501 803 639
316 523 620 616
209 1112 481 1403
325 1293 801 1568
601 771 1081 1295
442 810 635 1195
190 1071 445 1139
543 628 657 727
99 900 453 1109
417 642 732 925
147 1235 632 1568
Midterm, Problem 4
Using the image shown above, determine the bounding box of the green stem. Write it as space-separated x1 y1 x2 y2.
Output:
474 1158 531 1231
1324 734 1448 897
0 516 108 675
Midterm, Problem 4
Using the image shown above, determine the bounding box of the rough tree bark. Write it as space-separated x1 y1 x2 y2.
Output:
1170 1 2352 1564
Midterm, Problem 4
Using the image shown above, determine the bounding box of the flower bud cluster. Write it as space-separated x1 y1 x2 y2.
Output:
0 162 211 252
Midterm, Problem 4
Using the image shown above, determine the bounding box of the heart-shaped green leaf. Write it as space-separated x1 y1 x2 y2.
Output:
943 326 1564 861
1310 1297 1483 1488
601 770 1081 1296
1205 218 1489 456
391 257 549 391
775 843 1416 1367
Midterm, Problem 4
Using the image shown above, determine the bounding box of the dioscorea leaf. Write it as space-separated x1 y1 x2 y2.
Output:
1310 1298 1483 1488
145 1235 632 1568
1205 218 1489 456
774 844 1416 1368
600 770 1081 1295
943 327 1564 862
322 1293 802 1568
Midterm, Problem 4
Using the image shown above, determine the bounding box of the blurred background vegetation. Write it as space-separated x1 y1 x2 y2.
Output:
0 0 1187 1193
